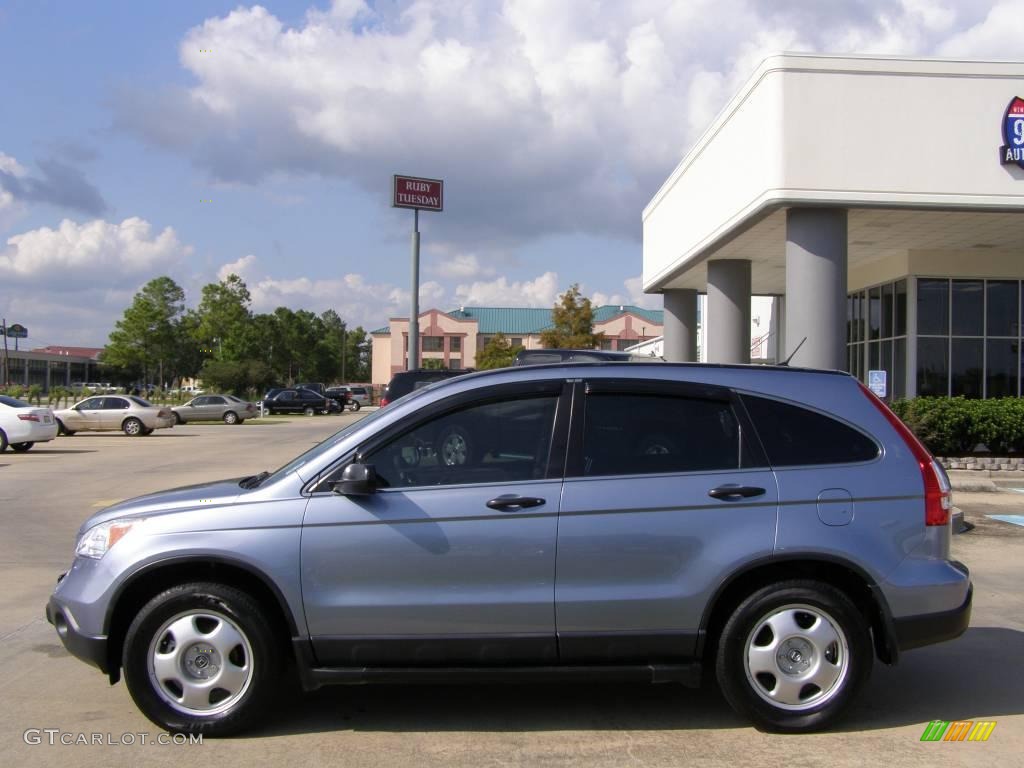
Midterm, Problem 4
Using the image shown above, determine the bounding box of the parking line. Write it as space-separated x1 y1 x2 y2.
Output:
987 514 1024 527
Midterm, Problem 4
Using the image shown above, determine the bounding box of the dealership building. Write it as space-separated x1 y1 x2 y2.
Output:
644 54 1024 399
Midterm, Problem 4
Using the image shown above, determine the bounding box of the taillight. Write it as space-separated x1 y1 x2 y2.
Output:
380 397 389 407
858 382 951 526
158 409 170 418
17 413 40 422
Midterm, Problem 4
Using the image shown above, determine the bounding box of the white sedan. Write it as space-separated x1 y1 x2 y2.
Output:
0 394 58 452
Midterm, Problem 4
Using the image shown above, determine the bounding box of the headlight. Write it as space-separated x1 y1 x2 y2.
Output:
75 518 146 559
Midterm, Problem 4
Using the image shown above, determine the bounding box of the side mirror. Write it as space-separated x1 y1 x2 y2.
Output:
331 463 377 496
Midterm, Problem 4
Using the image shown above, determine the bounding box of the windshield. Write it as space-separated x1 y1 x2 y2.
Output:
261 406 392 483
0 395 30 408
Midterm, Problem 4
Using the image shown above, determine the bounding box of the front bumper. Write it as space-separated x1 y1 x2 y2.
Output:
892 582 973 652
46 584 110 675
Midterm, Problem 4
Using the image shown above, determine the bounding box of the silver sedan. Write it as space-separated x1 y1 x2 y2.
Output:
171 394 258 425
54 395 175 436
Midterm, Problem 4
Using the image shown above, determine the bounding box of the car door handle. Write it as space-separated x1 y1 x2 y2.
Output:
708 485 766 501
486 495 546 511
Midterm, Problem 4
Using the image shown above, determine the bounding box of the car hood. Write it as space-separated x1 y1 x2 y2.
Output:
79 477 244 534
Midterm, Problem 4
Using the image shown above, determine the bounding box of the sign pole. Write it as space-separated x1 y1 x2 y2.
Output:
392 174 442 372
1 318 8 387
409 208 420 371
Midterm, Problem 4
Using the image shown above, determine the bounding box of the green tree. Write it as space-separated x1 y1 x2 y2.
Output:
104 276 187 386
195 274 252 361
539 283 604 349
475 332 523 370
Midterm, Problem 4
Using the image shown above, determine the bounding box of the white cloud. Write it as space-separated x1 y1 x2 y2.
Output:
939 1 1024 56
430 252 496 280
0 151 27 220
591 274 663 310
217 253 257 282
114 0 1006 250
452 271 560 307
0 217 192 284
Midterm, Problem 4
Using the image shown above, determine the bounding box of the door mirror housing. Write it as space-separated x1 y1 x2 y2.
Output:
331 463 377 496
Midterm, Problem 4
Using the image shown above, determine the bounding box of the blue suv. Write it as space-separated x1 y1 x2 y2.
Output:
47 363 971 735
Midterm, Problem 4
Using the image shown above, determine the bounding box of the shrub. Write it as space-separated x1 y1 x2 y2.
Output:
891 396 1024 456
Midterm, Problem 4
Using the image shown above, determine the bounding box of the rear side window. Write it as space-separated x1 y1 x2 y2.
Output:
741 395 879 466
582 393 742 476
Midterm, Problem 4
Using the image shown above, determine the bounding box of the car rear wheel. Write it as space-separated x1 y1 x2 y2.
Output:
715 580 872 733
56 419 75 436
303 406 315 416
123 417 144 436
122 582 282 736
348 400 360 412
0 429 8 452
223 411 239 425
10 442 35 452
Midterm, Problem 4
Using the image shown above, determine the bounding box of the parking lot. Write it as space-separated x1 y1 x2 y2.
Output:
1 415 1022 767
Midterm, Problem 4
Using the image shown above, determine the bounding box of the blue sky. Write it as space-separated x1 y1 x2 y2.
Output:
1 0 1019 346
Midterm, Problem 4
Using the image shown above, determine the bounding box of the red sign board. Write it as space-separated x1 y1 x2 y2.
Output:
393 175 444 212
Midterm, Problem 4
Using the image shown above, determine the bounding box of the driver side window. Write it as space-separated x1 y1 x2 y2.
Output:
362 394 558 489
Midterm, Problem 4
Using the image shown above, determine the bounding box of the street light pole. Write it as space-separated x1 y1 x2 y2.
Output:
341 321 347 383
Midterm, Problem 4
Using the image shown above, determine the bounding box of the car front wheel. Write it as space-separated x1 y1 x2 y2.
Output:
56 419 75 436
122 583 282 736
715 580 872 733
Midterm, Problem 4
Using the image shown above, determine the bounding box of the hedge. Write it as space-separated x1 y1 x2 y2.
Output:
890 397 1024 456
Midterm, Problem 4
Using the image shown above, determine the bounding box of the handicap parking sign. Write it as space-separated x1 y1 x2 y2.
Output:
868 370 887 398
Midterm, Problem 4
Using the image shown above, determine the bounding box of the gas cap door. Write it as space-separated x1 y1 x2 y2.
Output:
817 488 854 526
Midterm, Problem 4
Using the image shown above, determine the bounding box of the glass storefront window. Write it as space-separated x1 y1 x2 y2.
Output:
882 283 894 338
917 337 949 396
987 281 1019 338
918 279 949 336
986 339 1019 398
895 280 907 336
951 280 984 337
868 287 881 340
951 338 983 398
894 338 906 400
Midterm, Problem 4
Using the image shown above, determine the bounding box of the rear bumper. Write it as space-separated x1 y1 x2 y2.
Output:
46 592 110 674
892 582 973 652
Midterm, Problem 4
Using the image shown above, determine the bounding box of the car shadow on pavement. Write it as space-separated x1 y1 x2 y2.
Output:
8 449 98 455
260 626 1023 736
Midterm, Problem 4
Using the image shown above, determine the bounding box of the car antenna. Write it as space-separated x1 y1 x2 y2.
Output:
780 337 807 367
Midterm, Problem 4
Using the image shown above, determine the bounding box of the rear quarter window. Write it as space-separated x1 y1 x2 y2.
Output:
741 394 879 467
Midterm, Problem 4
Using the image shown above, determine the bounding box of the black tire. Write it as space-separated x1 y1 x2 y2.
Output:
436 424 474 466
122 582 283 736
303 406 315 417
223 411 239 425
10 442 35 452
140 428 154 436
123 417 144 436
715 579 872 733
56 419 75 436
174 413 184 425
349 400 360 412
0 428 7 452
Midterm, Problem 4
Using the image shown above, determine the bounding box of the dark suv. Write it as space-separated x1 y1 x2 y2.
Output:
262 388 337 415
380 368 474 406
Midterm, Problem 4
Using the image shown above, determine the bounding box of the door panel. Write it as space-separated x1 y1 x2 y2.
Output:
301 382 568 667
556 469 778 660
554 381 779 662
302 480 561 665
101 397 130 429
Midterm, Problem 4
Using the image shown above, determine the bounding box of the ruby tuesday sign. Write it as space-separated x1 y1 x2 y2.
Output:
393 175 444 212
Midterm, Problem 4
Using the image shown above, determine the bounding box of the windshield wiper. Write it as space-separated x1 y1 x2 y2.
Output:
239 471 270 489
